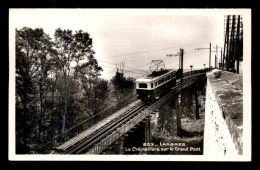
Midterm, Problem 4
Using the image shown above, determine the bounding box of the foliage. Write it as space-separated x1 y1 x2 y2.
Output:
15 27 108 154
157 104 177 135
110 71 135 102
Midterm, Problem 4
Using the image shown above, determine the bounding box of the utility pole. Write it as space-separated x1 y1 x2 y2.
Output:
195 43 211 69
210 43 211 69
229 15 236 72
180 49 184 79
223 15 242 73
166 48 183 86
178 48 183 136
166 48 183 77
236 15 241 74
216 45 218 68
196 79 199 120
212 45 221 69
223 15 230 71
215 55 217 68
167 48 183 136
190 65 193 75
220 47 223 70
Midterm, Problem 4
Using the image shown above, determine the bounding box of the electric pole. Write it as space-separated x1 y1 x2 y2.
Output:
223 15 230 71
210 43 211 69
216 45 218 68
166 48 184 84
220 47 223 70
180 48 184 79
166 48 183 78
195 43 211 69
166 48 184 109
230 15 236 71
212 45 221 69
167 48 184 136
236 15 241 74
223 15 242 73
179 48 183 136
215 55 217 68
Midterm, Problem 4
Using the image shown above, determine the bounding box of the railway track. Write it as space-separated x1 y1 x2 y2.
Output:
59 73 205 154
175 73 201 88
61 102 150 154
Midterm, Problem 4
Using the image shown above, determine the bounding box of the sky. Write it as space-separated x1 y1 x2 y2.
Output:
10 9 238 80
9 9 252 161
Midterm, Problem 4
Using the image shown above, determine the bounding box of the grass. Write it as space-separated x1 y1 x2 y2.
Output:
181 118 204 133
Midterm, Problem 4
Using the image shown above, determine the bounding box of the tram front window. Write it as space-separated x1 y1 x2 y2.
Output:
139 83 147 88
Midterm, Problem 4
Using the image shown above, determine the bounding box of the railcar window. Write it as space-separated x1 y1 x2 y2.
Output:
158 80 162 85
139 83 147 88
162 78 165 83
155 82 157 87
167 75 170 80
151 83 153 88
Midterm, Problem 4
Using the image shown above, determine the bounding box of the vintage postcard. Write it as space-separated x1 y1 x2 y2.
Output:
9 8 251 161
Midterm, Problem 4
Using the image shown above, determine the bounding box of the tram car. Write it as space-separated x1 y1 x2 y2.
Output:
135 69 176 102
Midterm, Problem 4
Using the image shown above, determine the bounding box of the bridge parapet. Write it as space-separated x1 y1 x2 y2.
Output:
87 74 205 154
204 69 243 155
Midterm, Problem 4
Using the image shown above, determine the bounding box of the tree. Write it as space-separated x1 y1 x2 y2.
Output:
16 27 53 152
52 28 101 133
111 71 135 102
91 79 109 114
16 44 34 153
16 27 106 153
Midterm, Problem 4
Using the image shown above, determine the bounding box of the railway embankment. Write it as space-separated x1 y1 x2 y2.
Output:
204 69 243 155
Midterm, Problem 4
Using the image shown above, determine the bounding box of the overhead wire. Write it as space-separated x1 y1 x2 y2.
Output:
105 40 213 59
39 16 218 151
98 30 213 46
101 65 148 76
98 46 213 78
130 45 212 70
97 59 148 73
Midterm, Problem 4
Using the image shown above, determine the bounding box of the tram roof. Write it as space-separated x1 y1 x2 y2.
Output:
136 69 175 81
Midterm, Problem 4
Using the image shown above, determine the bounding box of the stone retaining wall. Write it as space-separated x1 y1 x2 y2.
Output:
204 69 243 155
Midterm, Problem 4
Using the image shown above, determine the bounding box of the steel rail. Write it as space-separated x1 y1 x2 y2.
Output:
58 72 205 154
81 74 204 154
61 101 142 151
87 73 205 154
62 103 148 154
75 105 150 154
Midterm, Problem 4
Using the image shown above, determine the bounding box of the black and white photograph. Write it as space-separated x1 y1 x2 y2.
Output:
8 8 251 161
